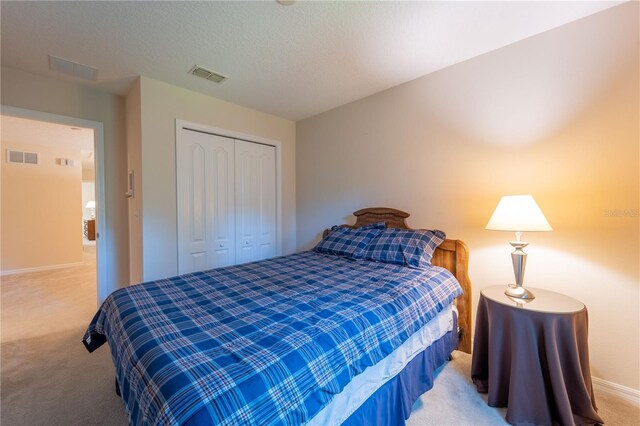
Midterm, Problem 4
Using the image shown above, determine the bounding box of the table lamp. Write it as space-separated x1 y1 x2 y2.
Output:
86 201 96 219
485 195 552 300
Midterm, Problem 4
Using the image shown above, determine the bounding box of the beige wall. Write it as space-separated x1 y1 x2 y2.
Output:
297 4 639 390
130 76 296 281
1 66 129 297
125 79 143 284
1 142 83 272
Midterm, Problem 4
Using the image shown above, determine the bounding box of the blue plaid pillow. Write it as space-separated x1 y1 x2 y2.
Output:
314 225 383 259
362 228 446 269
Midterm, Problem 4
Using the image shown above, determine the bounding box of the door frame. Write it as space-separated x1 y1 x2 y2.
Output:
1 105 107 306
175 119 283 268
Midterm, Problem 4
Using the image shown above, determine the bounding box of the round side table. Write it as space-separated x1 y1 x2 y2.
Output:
471 286 603 426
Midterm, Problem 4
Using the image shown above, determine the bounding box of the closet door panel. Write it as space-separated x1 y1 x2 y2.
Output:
178 135 209 274
256 144 276 261
210 143 236 268
177 129 235 274
235 141 276 264
235 141 258 264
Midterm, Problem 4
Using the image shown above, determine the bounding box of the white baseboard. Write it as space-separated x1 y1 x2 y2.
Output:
1 262 84 276
592 376 640 406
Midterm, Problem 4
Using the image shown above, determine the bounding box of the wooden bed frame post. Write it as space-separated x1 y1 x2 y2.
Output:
454 240 472 353
330 208 473 353
423 237 472 354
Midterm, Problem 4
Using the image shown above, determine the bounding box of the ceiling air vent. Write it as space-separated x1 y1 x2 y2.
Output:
49 55 98 81
189 65 227 83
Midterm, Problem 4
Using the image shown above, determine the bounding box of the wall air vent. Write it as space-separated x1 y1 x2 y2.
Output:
7 150 38 165
8 150 24 163
189 65 228 83
49 55 98 81
24 152 38 164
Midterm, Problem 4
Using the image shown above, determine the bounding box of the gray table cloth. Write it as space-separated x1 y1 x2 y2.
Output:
471 288 603 425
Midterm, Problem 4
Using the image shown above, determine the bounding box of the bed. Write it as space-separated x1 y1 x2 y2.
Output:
83 207 472 426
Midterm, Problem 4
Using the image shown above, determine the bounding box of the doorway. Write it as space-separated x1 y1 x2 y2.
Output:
1 106 106 308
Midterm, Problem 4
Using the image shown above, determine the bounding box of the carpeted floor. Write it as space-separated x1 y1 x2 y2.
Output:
1 327 128 426
2 247 638 425
407 351 508 426
1 244 98 343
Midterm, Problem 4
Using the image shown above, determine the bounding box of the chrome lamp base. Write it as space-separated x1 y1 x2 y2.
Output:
506 232 535 300
505 284 535 300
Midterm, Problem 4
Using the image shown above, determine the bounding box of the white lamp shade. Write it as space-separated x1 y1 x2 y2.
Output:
85 201 96 209
485 195 552 232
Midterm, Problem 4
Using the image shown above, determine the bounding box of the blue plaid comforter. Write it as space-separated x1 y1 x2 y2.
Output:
83 251 462 426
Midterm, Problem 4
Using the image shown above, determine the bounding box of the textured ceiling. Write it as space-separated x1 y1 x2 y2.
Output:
0 1 623 121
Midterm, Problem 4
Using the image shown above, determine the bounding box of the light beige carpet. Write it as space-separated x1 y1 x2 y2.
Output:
1 327 128 426
1 245 98 343
2 248 638 425
407 351 508 425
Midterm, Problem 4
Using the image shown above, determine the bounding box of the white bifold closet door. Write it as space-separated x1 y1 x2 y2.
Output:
177 128 276 275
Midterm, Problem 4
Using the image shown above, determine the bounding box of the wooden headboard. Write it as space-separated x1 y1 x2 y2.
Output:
324 207 472 353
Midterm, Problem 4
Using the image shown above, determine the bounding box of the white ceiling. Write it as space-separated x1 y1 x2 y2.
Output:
0 1 624 121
